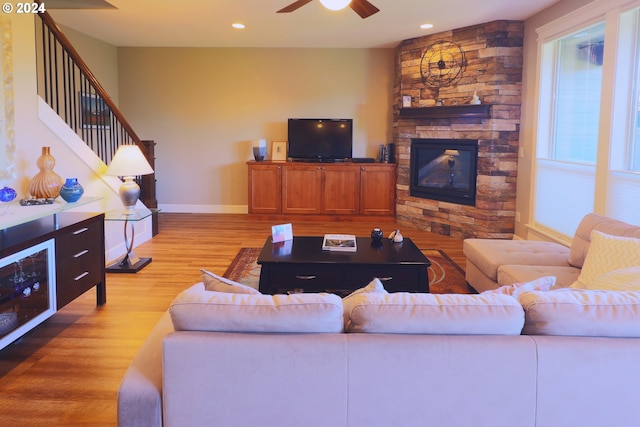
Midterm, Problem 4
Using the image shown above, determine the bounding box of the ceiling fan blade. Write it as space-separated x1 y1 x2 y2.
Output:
349 0 380 19
277 0 314 13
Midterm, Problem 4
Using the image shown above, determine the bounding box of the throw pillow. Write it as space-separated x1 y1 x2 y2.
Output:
342 278 388 324
571 231 640 289
170 283 343 333
483 276 556 298
343 292 524 335
519 288 640 337
585 266 640 291
201 269 260 294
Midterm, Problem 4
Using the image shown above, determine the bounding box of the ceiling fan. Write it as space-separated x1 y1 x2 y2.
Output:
277 0 380 19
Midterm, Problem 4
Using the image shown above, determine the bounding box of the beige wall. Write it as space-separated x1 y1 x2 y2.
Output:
117 47 394 212
517 0 597 239
59 24 119 103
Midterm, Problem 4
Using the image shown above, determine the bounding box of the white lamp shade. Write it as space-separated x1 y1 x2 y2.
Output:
106 145 154 177
319 0 351 10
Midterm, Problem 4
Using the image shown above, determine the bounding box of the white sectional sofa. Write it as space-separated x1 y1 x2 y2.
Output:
464 213 640 292
118 275 640 427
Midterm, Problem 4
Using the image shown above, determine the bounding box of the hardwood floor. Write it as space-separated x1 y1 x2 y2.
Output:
0 213 465 426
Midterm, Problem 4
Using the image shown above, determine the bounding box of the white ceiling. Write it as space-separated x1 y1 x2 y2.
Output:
47 0 561 48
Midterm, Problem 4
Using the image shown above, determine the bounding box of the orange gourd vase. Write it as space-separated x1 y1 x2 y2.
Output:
29 147 64 199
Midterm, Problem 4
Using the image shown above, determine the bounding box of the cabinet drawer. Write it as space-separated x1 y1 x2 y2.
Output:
344 265 425 292
56 221 103 259
267 264 342 291
56 244 102 308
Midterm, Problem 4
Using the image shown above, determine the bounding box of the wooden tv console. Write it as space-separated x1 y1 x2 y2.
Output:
247 161 396 217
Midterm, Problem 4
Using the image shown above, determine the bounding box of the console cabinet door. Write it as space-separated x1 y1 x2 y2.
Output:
322 165 360 214
248 163 282 214
360 164 397 215
282 165 323 214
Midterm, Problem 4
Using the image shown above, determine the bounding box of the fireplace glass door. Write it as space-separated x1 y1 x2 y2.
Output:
410 139 478 206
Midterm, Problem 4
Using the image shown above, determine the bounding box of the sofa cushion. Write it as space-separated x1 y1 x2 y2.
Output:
483 276 556 298
343 292 524 335
497 265 579 288
463 239 569 280
201 269 260 294
519 289 640 337
568 213 640 268
169 283 343 333
571 230 640 289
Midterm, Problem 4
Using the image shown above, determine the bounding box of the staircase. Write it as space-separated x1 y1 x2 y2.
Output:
34 10 157 228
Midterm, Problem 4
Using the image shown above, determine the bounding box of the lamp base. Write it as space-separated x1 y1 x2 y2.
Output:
119 176 140 213
107 253 152 273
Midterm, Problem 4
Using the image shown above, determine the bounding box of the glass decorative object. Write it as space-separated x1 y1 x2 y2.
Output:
29 147 63 199
0 186 16 202
59 178 84 203
371 228 384 241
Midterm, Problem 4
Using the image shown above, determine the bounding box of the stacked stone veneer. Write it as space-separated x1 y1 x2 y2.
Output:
394 20 523 239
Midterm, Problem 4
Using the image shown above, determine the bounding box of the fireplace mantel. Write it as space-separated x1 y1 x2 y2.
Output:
399 104 491 119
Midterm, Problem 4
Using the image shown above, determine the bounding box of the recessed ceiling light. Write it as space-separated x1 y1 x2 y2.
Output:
420 23 434 30
232 23 245 29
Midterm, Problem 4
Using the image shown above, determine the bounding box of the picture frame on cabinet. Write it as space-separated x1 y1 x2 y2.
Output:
271 141 287 161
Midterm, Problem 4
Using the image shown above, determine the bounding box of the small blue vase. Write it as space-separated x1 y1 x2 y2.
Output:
0 186 17 202
59 178 84 203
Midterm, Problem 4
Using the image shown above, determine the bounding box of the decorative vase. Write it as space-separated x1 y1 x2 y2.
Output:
59 178 84 203
252 139 267 161
0 186 17 202
29 147 64 199
371 228 383 242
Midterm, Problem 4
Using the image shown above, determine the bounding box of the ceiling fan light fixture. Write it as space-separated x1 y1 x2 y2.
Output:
319 0 351 11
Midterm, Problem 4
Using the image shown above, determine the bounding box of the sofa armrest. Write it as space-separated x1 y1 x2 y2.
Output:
118 312 174 427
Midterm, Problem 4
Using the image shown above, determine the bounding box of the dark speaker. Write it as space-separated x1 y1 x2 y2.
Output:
387 143 395 163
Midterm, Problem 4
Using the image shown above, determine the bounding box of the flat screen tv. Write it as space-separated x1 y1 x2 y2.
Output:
287 118 353 162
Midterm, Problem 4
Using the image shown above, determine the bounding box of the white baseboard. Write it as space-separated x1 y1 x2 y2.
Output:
158 204 248 214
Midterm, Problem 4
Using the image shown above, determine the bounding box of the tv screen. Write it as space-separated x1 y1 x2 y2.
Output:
287 119 353 161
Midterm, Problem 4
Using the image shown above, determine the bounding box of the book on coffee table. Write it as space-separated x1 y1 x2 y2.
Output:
322 234 357 252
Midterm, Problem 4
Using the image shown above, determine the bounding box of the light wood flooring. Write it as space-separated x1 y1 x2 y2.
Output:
0 213 465 426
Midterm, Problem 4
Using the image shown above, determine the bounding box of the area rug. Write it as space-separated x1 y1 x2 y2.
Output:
224 248 474 294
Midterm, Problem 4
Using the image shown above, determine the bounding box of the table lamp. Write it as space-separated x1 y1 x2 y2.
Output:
105 144 154 214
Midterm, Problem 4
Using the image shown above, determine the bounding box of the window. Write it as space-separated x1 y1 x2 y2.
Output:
535 22 604 237
534 0 640 238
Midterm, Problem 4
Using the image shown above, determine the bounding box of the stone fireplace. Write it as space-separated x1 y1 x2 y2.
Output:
393 21 523 239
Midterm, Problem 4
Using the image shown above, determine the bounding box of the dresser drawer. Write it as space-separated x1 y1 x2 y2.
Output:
56 221 103 260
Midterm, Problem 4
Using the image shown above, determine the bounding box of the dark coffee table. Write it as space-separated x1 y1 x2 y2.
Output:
256 236 431 295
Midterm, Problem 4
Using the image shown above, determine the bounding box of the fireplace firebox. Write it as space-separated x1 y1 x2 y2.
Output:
410 139 478 206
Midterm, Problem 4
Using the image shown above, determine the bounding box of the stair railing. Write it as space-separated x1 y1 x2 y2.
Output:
34 10 157 209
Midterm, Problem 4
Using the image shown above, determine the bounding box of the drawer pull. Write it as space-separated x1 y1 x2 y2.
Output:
73 227 89 235
379 277 393 281
73 249 89 258
295 275 317 280
74 272 89 281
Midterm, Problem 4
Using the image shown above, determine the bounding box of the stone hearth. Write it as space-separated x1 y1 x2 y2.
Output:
393 20 523 239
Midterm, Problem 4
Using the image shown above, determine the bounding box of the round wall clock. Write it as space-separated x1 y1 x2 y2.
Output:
420 40 466 88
